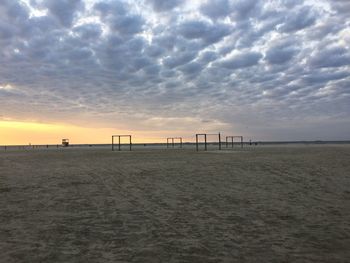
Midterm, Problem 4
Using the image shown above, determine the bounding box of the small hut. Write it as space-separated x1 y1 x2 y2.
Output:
62 139 69 147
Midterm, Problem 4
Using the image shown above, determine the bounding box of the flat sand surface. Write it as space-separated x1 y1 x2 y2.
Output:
1 145 350 262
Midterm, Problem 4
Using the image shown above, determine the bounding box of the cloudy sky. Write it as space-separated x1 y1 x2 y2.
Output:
0 0 349 144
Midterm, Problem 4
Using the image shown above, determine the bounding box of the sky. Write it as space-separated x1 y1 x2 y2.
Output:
0 0 349 144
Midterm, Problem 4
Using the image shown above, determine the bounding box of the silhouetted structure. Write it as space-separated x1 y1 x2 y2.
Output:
62 139 69 147
166 137 183 148
196 133 221 151
112 135 132 151
225 136 243 148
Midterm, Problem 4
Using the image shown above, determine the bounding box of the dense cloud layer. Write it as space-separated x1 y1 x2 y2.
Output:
0 0 349 140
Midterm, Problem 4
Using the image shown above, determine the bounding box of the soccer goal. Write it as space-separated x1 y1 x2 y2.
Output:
112 135 132 151
195 133 221 151
166 137 183 148
225 136 243 148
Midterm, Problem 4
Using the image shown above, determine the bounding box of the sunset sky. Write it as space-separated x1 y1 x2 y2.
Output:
0 0 349 145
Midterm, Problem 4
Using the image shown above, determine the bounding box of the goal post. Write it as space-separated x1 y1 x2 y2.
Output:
225 136 243 148
112 135 132 151
166 137 183 148
196 133 221 151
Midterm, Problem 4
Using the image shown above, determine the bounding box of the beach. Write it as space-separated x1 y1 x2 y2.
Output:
1 144 350 262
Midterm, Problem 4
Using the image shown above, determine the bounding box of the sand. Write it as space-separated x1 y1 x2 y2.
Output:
0 145 350 262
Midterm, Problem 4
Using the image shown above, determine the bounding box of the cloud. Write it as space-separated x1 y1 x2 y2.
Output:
198 51 219 64
309 46 350 68
0 84 14 91
201 0 260 21
280 0 304 8
94 1 127 16
265 39 298 64
177 20 231 44
109 14 144 35
232 0 260 19
278 6 317 32
43 0 84 27
73 23 103 40
163 51 197 68
146 0 183 12
220 51 263 69
178 62 203 75
0 21 14 39
0 0 29 22
330 0 350 15
200 0 232 20
94 1 144 35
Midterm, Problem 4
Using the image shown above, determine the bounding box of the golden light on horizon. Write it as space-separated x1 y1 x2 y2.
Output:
0 120 188 145
0 120 117 145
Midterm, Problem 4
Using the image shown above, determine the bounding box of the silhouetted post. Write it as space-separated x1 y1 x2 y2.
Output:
219 132 221 150
204 134 207 151
241 136 243 148
196 134 198 151
180 137 182 148
112 135 132 151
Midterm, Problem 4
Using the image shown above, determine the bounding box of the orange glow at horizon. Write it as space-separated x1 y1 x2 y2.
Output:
0 120 178 145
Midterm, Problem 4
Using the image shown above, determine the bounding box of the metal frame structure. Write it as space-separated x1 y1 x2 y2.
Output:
166 137 183 148
112 135 132 151
225 136 243 148
195 133 221 151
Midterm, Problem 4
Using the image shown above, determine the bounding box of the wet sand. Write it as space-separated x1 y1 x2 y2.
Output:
1 145 350 262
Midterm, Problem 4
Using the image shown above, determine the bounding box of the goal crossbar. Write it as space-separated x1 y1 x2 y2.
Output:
225 136 243 148
112 135 132 151
195 133 221 151
166 137 183 148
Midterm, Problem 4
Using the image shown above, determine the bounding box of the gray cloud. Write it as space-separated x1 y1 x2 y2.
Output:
220 51 262 69
178 62 203 75
331 0 350 15
198 51 219 64
309 46 350 68
73 23 102 40
178 20 231 44
94 1 144 35
0 0 29 21
265 40 298 64
94 1 127 16
43 0 84 27
232 0 260 19
200 0 232 20
146 0 183 12
0 21 14 39
109 14 144 35
163 51 197 68
278 6 317 32
279 0 304 8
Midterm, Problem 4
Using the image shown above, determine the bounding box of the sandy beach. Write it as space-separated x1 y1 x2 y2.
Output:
1 145 350 262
